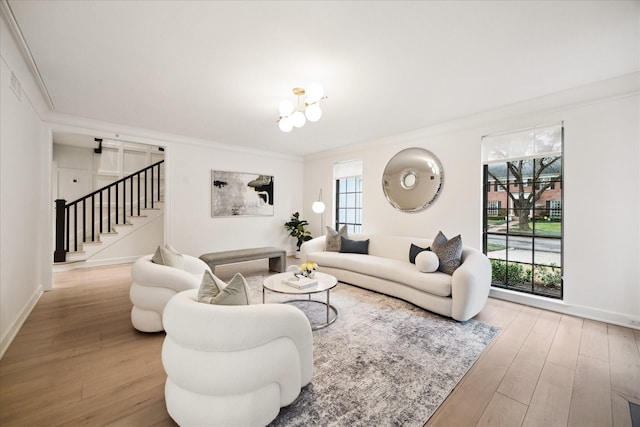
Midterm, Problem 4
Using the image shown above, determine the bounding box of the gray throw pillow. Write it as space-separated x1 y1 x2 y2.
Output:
198 271 251 306
151 245 184 269
325 225 348 252
431 231 463 275
340 237 369 254
198 270 222 303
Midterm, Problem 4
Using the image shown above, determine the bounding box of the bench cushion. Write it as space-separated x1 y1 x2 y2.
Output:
200 247 286 272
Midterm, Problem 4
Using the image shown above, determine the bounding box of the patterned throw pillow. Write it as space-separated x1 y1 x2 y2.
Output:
198 271 251 305
325 225 348 252
431 231 463 275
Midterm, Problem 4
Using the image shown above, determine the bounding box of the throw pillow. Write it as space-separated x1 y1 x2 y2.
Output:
340 237 369 254
431 231 463 275
415 250 439 273
199 272 252 306
198 270 222 303
151 244 185 269
325 225 348 252
409 243 430 264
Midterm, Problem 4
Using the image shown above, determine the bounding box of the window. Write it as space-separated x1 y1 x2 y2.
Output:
333 160 363 233
487 201 500 216
482 123 563 299
548 200 562 218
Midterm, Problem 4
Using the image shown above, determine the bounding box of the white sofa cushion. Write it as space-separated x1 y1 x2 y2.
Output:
310 251 452 297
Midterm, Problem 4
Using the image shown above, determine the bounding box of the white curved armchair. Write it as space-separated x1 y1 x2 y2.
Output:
129 254 211 332
162 289 313 427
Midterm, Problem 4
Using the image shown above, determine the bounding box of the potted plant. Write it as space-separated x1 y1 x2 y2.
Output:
284 212 313 258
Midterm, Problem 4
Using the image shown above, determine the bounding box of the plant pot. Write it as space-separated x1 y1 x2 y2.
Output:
295 250 301 259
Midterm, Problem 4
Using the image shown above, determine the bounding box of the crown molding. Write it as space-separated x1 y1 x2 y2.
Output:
0 0 54 111
44 111 304 163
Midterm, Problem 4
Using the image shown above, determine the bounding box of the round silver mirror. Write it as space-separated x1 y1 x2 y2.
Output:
382 147 444 212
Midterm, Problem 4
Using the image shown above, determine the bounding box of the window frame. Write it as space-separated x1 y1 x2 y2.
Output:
335 175 362 234
482 123 564 300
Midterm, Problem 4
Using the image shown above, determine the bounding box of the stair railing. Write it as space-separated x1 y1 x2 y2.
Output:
54 160 164 263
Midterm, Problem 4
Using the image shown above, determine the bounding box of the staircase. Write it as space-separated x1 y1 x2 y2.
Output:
64 202 164 263
54 160 164 264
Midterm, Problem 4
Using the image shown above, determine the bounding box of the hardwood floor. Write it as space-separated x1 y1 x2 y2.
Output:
1 261 638 426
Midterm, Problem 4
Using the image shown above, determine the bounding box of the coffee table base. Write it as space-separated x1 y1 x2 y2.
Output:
282 299 338 330
262 272 338 331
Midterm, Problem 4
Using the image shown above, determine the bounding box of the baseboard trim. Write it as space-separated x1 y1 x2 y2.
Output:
489 287 639 330
52 256 139 272
0 285 43 359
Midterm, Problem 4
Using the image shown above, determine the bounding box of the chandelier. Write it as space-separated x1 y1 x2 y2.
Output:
277 83 327 133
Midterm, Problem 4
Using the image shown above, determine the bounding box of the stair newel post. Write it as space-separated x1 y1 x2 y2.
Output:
54 199 67 262
151 167 155 209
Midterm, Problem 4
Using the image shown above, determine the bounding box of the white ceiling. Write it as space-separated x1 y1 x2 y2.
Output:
7 1 639 156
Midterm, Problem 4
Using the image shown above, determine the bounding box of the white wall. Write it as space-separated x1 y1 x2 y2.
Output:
303 73 640 328
167 142 304 257
0 12 51 357
52 139 165 200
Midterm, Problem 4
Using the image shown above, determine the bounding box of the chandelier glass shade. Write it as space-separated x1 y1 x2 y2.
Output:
277 83 327 133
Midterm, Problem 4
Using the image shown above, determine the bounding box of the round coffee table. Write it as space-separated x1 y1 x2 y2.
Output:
263 271 338 330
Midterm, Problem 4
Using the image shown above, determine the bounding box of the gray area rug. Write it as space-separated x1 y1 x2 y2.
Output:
247 275 500 427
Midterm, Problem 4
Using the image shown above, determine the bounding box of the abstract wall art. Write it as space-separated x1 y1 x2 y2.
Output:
211 170 274 217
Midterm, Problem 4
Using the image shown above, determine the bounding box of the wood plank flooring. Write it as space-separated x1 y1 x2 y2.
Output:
1 261 638 426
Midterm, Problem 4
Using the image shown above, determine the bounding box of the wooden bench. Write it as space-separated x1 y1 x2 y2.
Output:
199 247 287 273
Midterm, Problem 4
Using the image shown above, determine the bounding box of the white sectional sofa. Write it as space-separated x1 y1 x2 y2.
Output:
301 234 491 321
